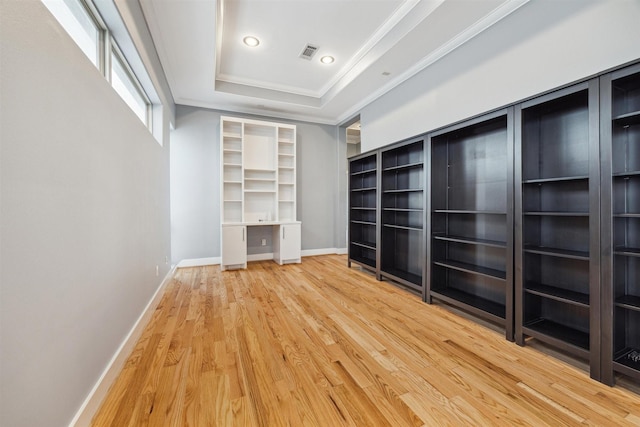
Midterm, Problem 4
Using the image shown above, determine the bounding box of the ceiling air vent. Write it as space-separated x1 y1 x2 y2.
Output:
299 44 319 60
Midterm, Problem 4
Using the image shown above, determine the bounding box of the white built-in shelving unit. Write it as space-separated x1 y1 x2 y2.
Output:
220 116 301 270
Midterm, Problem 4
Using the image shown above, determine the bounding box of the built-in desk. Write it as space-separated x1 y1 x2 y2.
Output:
221 221 301 271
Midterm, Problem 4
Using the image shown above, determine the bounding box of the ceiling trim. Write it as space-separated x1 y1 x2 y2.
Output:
215 80 321 106
320 0 445 104
334 0 531 124
176 97 337 125
314 0 423 97
216 73 320 98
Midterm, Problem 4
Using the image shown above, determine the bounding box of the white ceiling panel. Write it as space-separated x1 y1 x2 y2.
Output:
140 0 530 124
218 0 406 95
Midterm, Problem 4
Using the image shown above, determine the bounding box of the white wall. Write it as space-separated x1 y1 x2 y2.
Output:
361 0 640 151
0 2 172 426
170 106 344 263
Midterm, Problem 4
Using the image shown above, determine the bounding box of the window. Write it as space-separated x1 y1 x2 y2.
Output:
110 47 151 126
42 0 156 131
42 0 101 69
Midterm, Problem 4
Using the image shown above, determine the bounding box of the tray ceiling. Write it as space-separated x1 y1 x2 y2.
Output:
140 0 529 124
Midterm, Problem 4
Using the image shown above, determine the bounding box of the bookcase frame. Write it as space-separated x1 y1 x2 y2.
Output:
514 80 601 381
379 137 427 292
348 151 379 275
427 109 514 340
601 63 640 385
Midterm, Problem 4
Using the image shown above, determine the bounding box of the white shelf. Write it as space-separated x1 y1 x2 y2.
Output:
221 116 298 269
239 220 301 226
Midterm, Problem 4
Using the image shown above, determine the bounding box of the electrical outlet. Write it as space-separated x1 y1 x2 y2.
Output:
155 265 159 276
261 238 267 246
165 256 169 265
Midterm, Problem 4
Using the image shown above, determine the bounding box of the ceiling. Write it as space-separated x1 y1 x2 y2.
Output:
140 0 529 125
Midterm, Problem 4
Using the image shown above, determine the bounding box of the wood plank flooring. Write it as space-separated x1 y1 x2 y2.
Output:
92 255 640 426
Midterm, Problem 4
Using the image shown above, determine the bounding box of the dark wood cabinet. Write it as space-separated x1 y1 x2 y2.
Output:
601 63 640 385
348 152 378 274
427 110 514 340
379 139 426 291
515 81 602 380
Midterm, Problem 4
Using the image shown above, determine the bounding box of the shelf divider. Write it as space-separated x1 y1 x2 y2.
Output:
430 288 506 322
432 234 506 248
523 245 589 260
522 319 590 357
434 259 506 281
615 295 640 312
524 281 589 307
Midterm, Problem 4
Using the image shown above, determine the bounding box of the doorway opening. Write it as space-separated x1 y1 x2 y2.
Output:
346 120 361 157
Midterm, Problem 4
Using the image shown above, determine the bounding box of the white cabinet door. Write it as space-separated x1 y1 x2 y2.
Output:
279 223 301 263
221 225 247 270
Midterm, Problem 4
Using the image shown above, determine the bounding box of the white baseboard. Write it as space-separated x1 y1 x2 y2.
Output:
69 267 176 427
176 257 220 268
176 248 347 269
301 247 347 257
247 253 274 262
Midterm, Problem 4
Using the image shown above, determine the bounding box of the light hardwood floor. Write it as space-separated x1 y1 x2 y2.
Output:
92 255 640 426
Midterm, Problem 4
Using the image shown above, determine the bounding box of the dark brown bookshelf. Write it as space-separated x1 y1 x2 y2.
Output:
515 81 601 380
348 152 378 273
380 138 425 292
601 64 640 385
428 111 514 340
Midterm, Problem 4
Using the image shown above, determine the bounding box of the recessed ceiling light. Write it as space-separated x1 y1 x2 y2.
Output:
243 36 260 47
320 56 334 64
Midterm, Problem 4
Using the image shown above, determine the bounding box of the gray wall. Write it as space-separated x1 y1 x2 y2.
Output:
170 107 220 261
0 2 172 426
170 106 345 263
361 0 640 151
